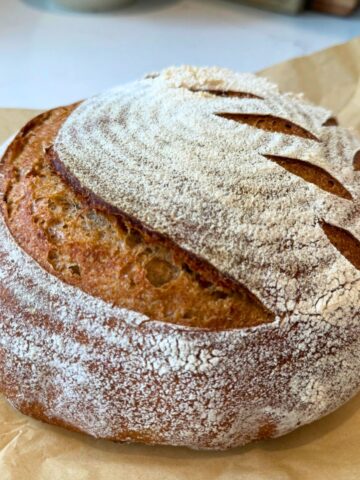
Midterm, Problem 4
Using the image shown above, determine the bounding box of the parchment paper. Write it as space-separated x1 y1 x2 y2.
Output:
1 37 360 480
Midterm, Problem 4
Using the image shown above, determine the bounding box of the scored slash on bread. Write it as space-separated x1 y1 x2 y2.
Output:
215 112 320 141
0 106 273 330
0 66 360 450
263 155 353 200
353 150 360 171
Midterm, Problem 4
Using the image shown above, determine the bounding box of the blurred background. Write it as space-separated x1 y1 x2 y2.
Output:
0 0 359 108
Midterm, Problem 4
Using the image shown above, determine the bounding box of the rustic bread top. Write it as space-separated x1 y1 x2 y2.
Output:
1 68 360 449
54 66 360 327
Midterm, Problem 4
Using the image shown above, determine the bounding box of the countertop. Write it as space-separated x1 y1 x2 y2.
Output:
1 0 359 108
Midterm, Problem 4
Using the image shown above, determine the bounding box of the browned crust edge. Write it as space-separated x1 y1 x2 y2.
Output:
47 145 274 324
0 105 275 329
47 146 243 293
0 105 80 221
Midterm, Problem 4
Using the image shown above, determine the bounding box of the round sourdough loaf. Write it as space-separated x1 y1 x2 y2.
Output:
0 66 360 450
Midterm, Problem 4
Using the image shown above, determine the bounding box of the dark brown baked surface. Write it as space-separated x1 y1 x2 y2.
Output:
0 105 273 329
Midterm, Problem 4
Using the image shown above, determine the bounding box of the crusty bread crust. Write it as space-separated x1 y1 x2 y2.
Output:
0 106 272 329
0 198 359 448
0 66 360 450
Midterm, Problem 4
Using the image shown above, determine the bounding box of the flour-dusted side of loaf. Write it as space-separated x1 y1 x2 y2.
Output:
0 66 360 449
1 206 360 449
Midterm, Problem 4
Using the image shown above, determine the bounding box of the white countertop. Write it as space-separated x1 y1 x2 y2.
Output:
1 0 359 109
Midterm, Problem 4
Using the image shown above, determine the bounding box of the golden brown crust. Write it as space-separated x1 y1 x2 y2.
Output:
0 105 273 329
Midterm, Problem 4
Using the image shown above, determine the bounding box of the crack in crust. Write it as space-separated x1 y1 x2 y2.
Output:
0 107 274 329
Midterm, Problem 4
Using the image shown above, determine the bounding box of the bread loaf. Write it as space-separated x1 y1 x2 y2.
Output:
0 66 360 449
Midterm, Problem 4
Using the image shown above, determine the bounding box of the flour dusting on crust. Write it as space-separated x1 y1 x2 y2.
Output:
0 206 360 449
55 65 360 325
1 66 360 449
